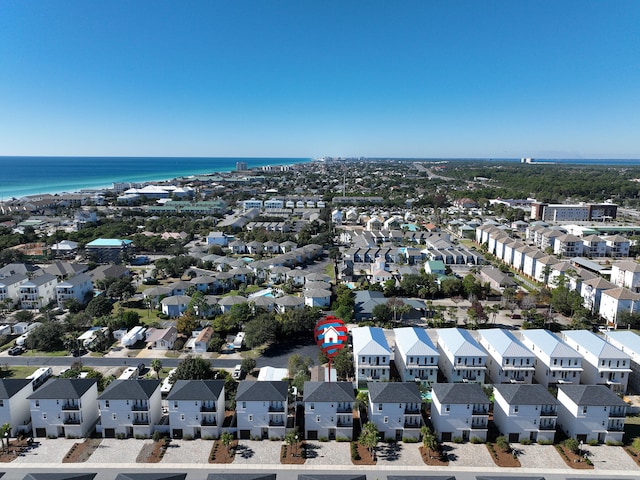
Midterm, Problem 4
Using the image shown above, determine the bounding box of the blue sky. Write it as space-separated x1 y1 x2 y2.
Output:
1 1 639 158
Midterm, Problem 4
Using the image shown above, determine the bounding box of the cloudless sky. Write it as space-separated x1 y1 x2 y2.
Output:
1 1 639 158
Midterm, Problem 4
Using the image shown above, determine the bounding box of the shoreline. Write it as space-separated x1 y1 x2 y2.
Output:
0 157 312 201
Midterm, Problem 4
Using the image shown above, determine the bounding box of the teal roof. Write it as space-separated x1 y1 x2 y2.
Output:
86 238 133 247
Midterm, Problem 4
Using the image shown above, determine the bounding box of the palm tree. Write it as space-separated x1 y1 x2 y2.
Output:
359 421 379 461
220 431 234 454
420 426 438 457
151 359 163 379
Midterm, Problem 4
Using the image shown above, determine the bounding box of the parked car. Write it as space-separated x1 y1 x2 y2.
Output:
8 346 25 356
232 364 242 379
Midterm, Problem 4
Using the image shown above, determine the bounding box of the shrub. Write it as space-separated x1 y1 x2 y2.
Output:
402 437 419 443
117 432 126 440
183 434 194 441
495 435 510 453
350 441 361 460
270 436 283 441
318 436 328 442
587 439 598 446
606 440 622 446
452 436 463 444
470 436 484 444
336 436 350 442
537 438 553 445
632 437 640 451
564 438 579 454
519 438 532 445
386 438 396 444
152 430 163 442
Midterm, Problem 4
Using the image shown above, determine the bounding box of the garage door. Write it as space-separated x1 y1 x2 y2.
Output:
441 432 452 442
35 428 47 438
307 430 318 440
104 428 116 438
239 430 251 440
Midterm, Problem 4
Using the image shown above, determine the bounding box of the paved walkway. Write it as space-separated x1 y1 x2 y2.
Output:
587 443 638 471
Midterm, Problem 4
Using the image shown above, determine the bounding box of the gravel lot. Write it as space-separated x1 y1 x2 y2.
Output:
441 442 495 467
233 440 283 465
515 443 567 469
303 441 351 466
161 439 212 464
86 438 145 464
377 442 424 467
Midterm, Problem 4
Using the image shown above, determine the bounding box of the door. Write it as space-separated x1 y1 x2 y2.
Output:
240 430 250 440
509 433 519 443
172 429 183 439
395 429 402 441
441 432 452 442
329 429 335 440
35 428 46 438
57 426 65 438
262 428 269 440
307 430 318 440
104 428 115 438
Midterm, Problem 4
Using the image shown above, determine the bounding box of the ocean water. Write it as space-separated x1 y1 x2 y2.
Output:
0 156 311 199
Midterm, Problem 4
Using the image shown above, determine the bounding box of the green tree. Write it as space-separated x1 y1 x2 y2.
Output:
288 354 314 378
359 421 379 460
151 358 163 379
0 422 11 450
285 428 301 456
172 355 215 382
86 296 113 318
220 431 234 453
25 321 66 351
244 313 278 348
372 303 392 323
176 310 199 335
332 346 354 380
241 357 257 376
421 426 438 456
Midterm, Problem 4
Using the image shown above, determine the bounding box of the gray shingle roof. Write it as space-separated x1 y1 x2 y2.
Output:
236 380 288 402
98 379 161 400
27 378 97 400
367 382 421 403
494 384 559 406
559 385 628 407
0 378 32 399
303 382 355 403
432 382 489 404
166 380 224 401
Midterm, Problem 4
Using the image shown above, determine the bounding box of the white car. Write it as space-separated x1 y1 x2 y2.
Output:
232 364 242 379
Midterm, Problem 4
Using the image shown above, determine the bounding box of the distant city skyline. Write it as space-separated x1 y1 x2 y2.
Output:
1 1 639 159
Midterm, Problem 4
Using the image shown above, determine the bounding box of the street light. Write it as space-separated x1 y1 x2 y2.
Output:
3 432 8 452
294 435 298 455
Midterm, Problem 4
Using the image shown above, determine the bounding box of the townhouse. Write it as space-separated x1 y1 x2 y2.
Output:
436 328 487 384
303 381 355 441
98 380 162 438
352 326 391 388
29 378 99 438
236 380 289 440
492 384 559 443
19 273 57 309
598 287 640 327
519 329 583 387
0 274 29 307
610 260 640 293
0 379 33 436
55 273 93 308
604 330 640 393
393 327 439 387
367 382 422 441
430 382 490 442
556 385 627 444
477 328 535 384
562 330 631 394
166 380 225 439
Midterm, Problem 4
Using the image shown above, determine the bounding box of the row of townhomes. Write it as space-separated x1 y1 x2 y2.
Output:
352 326 634 394
476 223 640 326
0 374 627 446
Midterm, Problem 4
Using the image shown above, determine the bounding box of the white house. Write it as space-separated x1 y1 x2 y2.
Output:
556 385 627 443
430 382 490 442
610 260 640 293
167 380 225 439
0 379 34 435
604 330 640 394
367 382 422 442
303 289 331 308
393 327 439 387
0 274 29 307
477 328 535 384
56 273 93 308
493 384 559 443
236 380 288 440
352 327 391 388
436 328 487 384
519 329 583 387
303 381 355 441
98 379 162 438
19 273 58 309
603 235 630 257
562 329 631 394
145 326 178 350
28 378 99 438
161 295 191 318
598 287 640 327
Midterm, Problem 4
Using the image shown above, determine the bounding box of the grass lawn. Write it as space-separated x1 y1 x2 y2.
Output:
22 349 69 357
0 366 38 379
324 263 335 281
624 415 640 444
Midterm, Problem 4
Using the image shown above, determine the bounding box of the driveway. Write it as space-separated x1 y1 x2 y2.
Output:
441 442 495 467
377 441 424 466
161 439 212 463
86 438 145 464
304 441 351 466
233 440 282 465
12 438 78 464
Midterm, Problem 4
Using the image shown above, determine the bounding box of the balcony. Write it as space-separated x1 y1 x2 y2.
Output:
131 404 149 411
337 419 352 427
608 423 624 432
63 417 81 425
201 418 217 426
337 405 353 413
540 409 557 417
539 423 556 431
200 405 216 412
61 403 80 410
470 422 488 430
609 410 626 418
472 407 488 415
405 405 421 414
133 418 149 425
268 405 285 413
269 419 285 426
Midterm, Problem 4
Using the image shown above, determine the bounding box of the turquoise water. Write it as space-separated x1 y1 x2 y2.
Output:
0 156 311 199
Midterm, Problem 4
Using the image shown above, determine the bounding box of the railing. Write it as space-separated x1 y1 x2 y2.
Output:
608 424 624 432
63 418 81 425
609 410 626 418
539 423 556 430
269 419 285 426
540 409 557 416
471 422 488 429
61 403 80 410
337 405 353 413
405 405 421 414
201 418 217 426
472 407 488 415
200 405 216 412
133 418 149 425
337 419 352 427
404 421 421 428
268 405 285 413
131 404 149 411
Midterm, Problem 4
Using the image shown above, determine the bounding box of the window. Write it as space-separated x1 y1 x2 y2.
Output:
248 414 253 421
316 416 321 423
0 400 4 407
180 414 185 421
174 402 178 408
42 413 47 419
310 403 314 410
105 400 109 408
112 413 117 420
384 416 388 423
378 404 383 411
582 406 588 414
505 358 510 365
242 402 246 409
514 405 519 413
35 400 39 407
445 405 450 412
